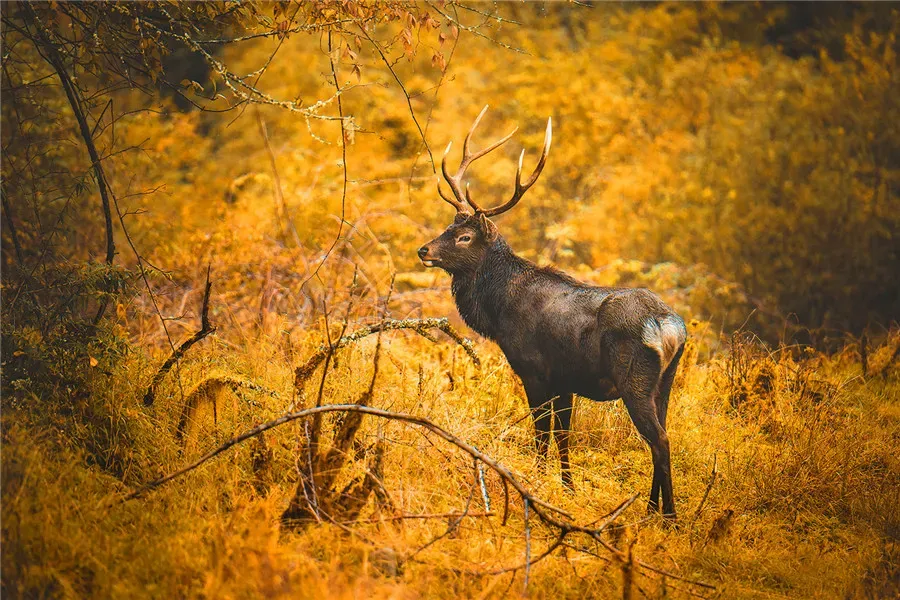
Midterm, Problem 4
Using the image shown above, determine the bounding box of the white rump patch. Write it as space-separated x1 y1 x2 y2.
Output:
642 316 687 371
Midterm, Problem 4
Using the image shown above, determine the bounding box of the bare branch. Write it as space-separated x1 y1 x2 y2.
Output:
122 401 714 592
692 453 718 522
143 267 216 406
340 511 493 524
294 317 480 393
358 24 435 170
22 5 114 290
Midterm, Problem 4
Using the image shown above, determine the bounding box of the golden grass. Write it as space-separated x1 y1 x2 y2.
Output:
2 318 899 599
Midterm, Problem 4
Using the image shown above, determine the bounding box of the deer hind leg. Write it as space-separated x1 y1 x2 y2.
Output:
655 346 684 430
553 393 575 488
617 346 676 521
648 345 684 510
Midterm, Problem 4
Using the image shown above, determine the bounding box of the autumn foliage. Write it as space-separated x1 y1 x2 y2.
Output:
2 2 899 598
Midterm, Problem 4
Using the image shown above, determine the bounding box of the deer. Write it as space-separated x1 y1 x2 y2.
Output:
417 106 687 520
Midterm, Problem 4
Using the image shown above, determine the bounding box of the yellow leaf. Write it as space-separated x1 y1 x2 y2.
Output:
89 356 99 368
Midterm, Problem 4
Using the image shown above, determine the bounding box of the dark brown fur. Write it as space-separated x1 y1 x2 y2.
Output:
419 213 686 518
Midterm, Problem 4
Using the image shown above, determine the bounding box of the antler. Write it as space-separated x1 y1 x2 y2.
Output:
438 105 517 214
437 105 552 218
473 116 552 217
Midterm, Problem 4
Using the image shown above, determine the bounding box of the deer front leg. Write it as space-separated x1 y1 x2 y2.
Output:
523 379 554 462
554 393 575 489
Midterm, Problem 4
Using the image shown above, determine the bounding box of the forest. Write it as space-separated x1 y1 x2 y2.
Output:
1 1 899 598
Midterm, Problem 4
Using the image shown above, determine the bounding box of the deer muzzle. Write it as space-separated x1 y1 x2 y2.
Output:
418 245 440 267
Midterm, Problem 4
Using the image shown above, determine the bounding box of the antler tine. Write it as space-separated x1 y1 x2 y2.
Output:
464 183 483 213
439 105 517 213
439 142 470 213
438 181 468 213
460 105 518 168
462 104 490 157
481 117 552 218
462 125 518 168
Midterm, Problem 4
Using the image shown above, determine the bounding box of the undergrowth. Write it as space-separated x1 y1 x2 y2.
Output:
2 308 898 599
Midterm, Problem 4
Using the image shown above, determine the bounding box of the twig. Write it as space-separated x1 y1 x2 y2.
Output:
340 511 493 524
477 459 491 512
692 453 718 522
255 110 301 247
23 5 114 321
27 6 114 269
143 267 215 406
427 2 528 55
523 498 531 595
358 24 434 170
291 29 355 298
309 270 358 453
596 494 641 531
301 30 351 289
501 477 510 526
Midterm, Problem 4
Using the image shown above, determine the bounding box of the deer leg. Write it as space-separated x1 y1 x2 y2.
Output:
648 465 662 514
523 380 554 463
616 347 676 521
655 346 684 430
623 391 675 520
647 346 683 511
530 400 554 461
553 393 575 488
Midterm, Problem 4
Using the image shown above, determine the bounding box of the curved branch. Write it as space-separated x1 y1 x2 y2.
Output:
143 268 216 406
23 5 114 267
294 317 480 392
122 402 714 592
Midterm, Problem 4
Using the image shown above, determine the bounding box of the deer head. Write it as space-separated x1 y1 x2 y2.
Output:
418 105 552 274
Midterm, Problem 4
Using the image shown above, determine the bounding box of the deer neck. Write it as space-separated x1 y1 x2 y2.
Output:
450 237 529 340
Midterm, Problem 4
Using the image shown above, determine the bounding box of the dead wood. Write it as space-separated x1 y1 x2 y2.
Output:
293 317 480 392
121 403 714 593
143 269 215 406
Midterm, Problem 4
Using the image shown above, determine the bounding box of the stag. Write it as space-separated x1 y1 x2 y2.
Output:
418 106 687 519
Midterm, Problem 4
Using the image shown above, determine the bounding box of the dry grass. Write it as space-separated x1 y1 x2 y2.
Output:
2 315 899 599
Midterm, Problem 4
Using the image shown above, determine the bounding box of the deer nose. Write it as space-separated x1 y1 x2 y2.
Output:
417 246 429 259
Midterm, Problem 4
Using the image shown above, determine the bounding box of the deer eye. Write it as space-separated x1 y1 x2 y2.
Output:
456 234 472 244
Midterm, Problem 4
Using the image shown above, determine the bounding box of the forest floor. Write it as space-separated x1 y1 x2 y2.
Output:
2 312 899 599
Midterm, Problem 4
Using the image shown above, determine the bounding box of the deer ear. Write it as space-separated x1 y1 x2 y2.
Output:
477 212 498 241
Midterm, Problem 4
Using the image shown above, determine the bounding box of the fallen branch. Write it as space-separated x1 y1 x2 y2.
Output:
143 268 216 406
294 317 480 391
121 403 714 592
283 273 392 525
340 511 494 525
